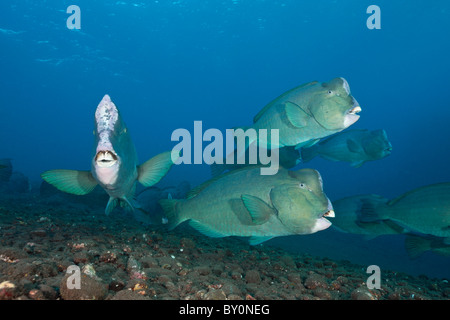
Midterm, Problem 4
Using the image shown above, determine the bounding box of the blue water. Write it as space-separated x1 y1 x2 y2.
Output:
1 1 450 278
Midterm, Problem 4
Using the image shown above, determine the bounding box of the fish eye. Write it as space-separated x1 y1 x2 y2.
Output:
299 182 313 192
327 90 333 94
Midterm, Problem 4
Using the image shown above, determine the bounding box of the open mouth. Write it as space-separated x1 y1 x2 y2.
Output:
322 198 335 218
343 103 362 128
323 209 335 218
348 106 362 115
95 150 118 167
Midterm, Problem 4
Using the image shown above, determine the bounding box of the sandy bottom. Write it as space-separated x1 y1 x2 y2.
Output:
0 193 449 300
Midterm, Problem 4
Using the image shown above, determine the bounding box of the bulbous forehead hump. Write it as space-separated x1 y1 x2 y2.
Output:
95 94 119 132
322 77 350 94
289 168 322 187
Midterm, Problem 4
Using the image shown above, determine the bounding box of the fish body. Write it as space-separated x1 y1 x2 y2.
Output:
160 167 334 245
301 129 392 167
332 194 403 237
41 95 177 214
247 78 361 149
91 95 139 207
0 159 12 182
358 183 450 240
211 146 300 177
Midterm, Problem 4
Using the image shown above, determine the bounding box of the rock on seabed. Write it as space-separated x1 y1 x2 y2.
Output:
0 194 448 300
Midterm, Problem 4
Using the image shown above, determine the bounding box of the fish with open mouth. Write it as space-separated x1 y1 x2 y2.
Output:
239 77 361 150
160 166 334 245
41 94 178 215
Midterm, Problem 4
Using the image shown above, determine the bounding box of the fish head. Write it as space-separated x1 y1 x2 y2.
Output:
271 169 334 234
92 95 136 186
309 77 361 130
364 129 393 159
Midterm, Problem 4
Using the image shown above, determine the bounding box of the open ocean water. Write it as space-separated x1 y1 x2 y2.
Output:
1 0 450 303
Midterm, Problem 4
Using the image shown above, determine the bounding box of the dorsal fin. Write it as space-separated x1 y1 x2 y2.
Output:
186 174 223 199
387 182 450 206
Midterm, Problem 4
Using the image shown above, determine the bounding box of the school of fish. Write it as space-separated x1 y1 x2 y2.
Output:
0 76 437 255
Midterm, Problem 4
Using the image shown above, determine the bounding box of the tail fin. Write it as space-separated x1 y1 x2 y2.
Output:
158 198 185 230
299 145 318 163
404 235 431 259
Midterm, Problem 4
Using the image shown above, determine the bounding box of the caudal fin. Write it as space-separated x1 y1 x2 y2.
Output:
404 235 431 259
158 198 185 230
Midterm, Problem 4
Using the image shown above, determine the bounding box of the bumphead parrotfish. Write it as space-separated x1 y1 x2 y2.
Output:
244 77 361 150
160 167 334 245
331 194 404 238
41 95 177 215
357 183 450 241
301 129 392 167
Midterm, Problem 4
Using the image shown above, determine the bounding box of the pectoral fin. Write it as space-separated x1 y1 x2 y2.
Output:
253 81 317 124
138 150 178 187
285 101 310 128
347 139 363 153
41 169 97 195
241 194 276 225
248 236 274 245
351 160 365 168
